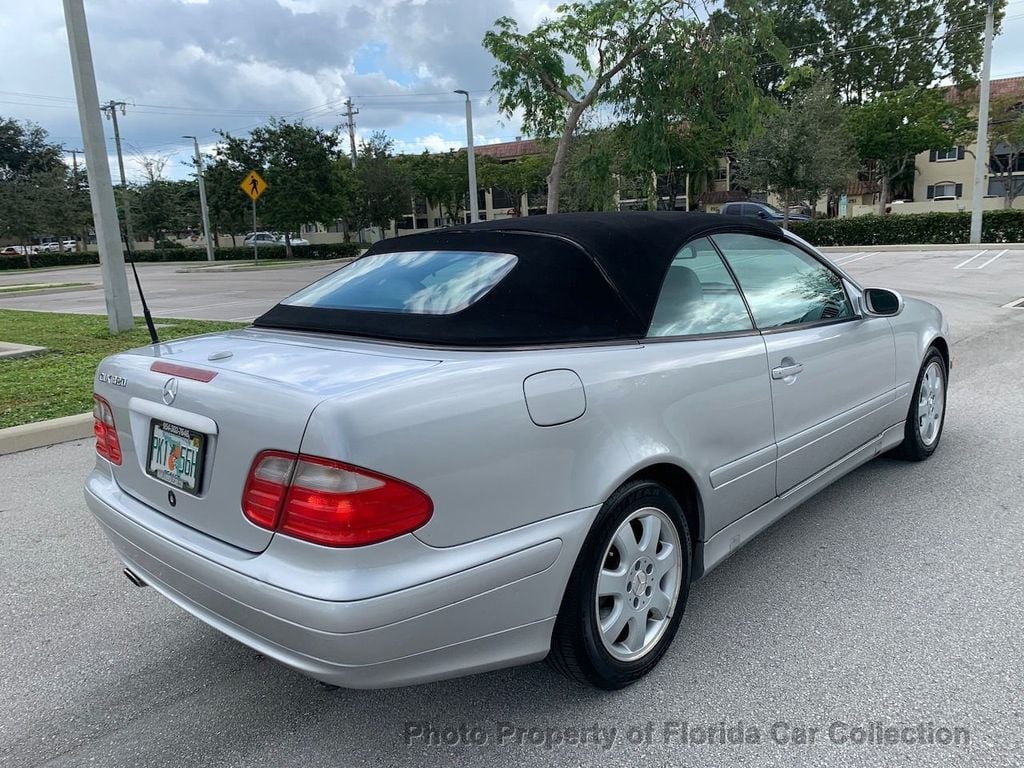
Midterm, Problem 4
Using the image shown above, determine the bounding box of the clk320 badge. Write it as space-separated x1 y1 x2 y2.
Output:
97 372 127 387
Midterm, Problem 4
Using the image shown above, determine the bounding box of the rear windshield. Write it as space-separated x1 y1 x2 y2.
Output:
281 250 518 315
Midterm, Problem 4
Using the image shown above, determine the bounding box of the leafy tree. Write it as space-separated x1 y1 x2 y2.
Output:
710 0 820 100
332 161 367 239
613 9 774 211
203 157 251 246
987 95 1024 208
355 132 411 231
737 81 858 224
214 119 342 256
133 179 199 243
484 0 693 213
849 86 972 214
477 153 550 215
715 0 1008 103
560 129 622 212
0 117 63 180
402 150 468 224
0 117 74 257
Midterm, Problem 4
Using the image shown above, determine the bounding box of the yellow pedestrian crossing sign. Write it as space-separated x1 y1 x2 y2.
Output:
240 170 268 201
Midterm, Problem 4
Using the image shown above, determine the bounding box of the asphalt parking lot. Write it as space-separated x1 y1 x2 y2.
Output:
0 260 344 323
1 248 1023 767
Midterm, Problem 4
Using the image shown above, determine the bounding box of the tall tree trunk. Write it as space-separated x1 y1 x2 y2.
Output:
782 188 791 230
877 174 890 216
547 103 586 215
284 231 293 259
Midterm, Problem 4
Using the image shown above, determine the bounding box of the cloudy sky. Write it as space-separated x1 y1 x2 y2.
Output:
2 0 1024 182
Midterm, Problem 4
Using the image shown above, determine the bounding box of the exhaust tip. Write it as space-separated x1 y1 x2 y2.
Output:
123 567 148 588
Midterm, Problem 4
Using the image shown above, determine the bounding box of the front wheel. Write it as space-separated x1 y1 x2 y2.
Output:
548 480 691 689
894 347 947 461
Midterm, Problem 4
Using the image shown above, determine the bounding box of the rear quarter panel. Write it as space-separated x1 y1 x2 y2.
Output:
301 338 774 548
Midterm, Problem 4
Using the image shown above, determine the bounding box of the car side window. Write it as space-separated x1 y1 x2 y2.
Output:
711 233 854 329
648 237 754 337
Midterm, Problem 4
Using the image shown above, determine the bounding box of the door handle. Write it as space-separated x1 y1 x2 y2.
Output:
771 362 804 379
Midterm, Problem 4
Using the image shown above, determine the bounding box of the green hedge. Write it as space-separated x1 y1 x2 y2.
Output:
0 241 363 271
789 209 1024 246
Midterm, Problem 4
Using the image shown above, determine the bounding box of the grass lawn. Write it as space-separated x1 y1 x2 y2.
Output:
0 310 244 429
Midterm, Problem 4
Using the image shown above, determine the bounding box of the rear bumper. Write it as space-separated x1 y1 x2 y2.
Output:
84 470 598 688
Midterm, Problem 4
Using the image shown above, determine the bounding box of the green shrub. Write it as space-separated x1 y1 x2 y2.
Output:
136 241 364 262
789 209 1024 246
0 251 99 270
0 240 364 271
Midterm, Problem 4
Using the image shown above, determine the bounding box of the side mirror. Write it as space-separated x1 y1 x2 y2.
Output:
862 287 904 317
756 210 769 218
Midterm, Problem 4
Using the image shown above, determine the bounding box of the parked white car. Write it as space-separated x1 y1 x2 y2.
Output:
277 233 310 247
1 245 38 255
37 239 77 253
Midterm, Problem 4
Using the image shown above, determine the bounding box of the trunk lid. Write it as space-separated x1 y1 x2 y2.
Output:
95 329 440 552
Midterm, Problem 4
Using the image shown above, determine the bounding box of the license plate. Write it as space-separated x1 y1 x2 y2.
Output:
147 420 205 493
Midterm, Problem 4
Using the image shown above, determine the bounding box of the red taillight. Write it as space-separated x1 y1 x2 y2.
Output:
93 394 122 465
241 452 433 547
241 451 295 529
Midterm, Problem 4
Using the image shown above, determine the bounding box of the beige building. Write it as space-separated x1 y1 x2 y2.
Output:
891 76 1024 215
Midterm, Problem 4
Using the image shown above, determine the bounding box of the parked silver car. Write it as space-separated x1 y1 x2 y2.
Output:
85 212 949 690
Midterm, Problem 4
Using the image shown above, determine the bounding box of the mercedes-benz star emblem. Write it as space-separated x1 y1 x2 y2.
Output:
162 378 178 405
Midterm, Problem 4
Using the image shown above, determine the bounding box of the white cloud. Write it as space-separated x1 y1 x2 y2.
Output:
5 0 1021 184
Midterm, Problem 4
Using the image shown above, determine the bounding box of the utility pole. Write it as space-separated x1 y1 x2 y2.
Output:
454 90 480 223
183 136 215 261
343 98 359 168
101 100 136 246
64 147 83 177
62 0 132 332
970 0 996 244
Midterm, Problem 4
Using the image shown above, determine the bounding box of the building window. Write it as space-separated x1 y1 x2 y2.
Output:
931 147 964 162
927 181 962 200
715 166 728 180
988 177 1024 197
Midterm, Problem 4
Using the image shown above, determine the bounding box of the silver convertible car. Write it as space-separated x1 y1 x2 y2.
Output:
85 212 949 690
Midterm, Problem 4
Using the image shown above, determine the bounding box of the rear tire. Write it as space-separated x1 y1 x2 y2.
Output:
548 480 691 689
894 347 947 461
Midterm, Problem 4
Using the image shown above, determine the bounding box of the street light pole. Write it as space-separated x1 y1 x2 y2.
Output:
454 90 480 223
62 0 132 333
970 0 996 244
183 136 215 261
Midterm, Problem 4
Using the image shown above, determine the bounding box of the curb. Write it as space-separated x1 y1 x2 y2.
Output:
175 257 355 273
0 284 99 299
819 243 1024 253
0 412 93 456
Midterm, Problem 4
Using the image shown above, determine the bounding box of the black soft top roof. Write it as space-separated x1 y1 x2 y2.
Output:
254 211 783 347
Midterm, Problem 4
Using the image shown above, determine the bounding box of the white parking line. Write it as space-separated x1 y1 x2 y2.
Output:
832 252 863 263
954 250 987 269
837 251 879 265
973 248 1008 270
